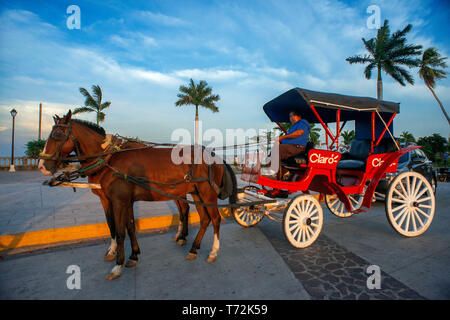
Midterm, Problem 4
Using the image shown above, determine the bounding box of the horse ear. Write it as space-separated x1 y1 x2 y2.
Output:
67 110 72 120
53 115 60 124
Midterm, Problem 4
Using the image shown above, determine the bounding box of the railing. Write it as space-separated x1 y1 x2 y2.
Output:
0 157 39 170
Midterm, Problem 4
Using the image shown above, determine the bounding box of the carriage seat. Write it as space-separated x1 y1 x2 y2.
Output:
337 139 370 170
337 138 397 170
281 141 315 167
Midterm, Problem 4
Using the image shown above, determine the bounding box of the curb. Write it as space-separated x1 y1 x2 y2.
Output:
0 194 322 254
0 208 233 253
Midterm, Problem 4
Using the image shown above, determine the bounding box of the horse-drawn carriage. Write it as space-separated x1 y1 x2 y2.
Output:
40 87 435 280
235 88 435 248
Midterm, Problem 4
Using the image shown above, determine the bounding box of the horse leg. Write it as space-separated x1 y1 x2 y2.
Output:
100 196 116 262
106 199 128 280
125 202 140 268
186 195 210 260
206 206 221 263
174 200 189 246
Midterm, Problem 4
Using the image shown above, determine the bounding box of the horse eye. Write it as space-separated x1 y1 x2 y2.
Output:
51 129 65 140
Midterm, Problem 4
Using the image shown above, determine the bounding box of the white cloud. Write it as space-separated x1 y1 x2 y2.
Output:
135 10 189 27
173 68 248 81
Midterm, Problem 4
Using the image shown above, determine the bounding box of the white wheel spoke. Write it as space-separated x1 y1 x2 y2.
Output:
292 225 300 239
399 178 408 197
397 208 409 226
412 179 423 198
393 188 407 200
405 176 411 197
391 197 406 204
304 200 312 216
411 209 417 232
404 210 411 232
416 196 431 203
414 187 429 201
418 204 432 209
392 204 406 213
289 222 299 231
410 176 417 199
412 209 424 228
308 209 318 218
415 207 430 219
394 207 408 222
297 228 302 243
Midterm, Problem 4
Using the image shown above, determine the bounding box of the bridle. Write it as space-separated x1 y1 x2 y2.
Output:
39 121 82 163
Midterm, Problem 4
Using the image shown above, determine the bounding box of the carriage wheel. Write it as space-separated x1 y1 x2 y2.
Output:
385 171 435 237
233 206 264 228
283 195 323 248
325 193 363 218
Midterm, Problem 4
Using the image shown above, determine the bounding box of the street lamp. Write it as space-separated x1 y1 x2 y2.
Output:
9 108 17 172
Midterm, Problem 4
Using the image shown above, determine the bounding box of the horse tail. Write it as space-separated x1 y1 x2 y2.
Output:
218 162 238 212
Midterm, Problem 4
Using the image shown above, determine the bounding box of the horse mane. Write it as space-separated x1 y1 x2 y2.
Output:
71 118 106 137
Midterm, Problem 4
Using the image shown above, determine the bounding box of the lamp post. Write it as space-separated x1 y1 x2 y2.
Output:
9 108 17 172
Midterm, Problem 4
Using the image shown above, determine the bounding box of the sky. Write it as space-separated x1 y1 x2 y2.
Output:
0 0 449 157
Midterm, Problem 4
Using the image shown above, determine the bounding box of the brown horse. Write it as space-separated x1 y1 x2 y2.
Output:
39 110 236 280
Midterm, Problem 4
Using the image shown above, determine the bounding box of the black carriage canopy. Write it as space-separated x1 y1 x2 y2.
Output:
263 88 400 124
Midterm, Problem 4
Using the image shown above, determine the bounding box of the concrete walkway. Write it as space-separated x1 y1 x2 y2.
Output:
0 171 449 299
0 222 310 299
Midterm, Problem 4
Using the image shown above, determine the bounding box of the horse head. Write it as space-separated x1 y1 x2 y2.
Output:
38 110 77 175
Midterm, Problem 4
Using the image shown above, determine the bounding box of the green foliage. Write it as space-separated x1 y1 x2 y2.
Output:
346 19 422 98
419 47 448 89
399 131 416 143
175 79 220 116
417 133 447 161
341 130 355 150
73 85 111 126
25 139 46 158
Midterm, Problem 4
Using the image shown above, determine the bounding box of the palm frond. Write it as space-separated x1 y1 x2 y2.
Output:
73 106 95 115
91 85 102 105
100 101 111 111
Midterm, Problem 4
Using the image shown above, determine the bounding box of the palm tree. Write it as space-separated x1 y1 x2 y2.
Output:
175 79 220 145
418 47 449 125
346 20 422 99
309 123 321 146
399 130 416 143
73 85 111 126
341 130 355 151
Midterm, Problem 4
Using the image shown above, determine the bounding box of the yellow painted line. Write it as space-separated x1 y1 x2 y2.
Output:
0 194 322 252
0 208 233 252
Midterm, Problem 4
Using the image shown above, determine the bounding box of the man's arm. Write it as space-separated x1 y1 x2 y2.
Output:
278 129 304 143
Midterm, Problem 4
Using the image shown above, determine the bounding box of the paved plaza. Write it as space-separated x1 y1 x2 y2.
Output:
0 171 449 299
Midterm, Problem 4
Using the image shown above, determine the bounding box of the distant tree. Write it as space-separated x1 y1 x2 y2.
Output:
73 85 111 126
417 133 447 161
346 20 422 99
175 79 220 145
309 123 321 146
418 47 449 125
25 139 46 158
341 130 355 151
399 131 416 143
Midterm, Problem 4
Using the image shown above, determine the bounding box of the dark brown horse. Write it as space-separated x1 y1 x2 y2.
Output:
39 110 235 280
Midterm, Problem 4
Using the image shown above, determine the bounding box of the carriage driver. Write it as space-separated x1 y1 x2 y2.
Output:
262 110 310 180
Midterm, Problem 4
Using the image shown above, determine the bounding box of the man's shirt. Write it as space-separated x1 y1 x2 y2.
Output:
281 119 310 146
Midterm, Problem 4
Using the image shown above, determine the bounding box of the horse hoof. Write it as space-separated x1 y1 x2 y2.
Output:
125 259 138 268
177 239 186 246
206 255 217 263
186 253 197 260
104 252 116 262
106 272 121 280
